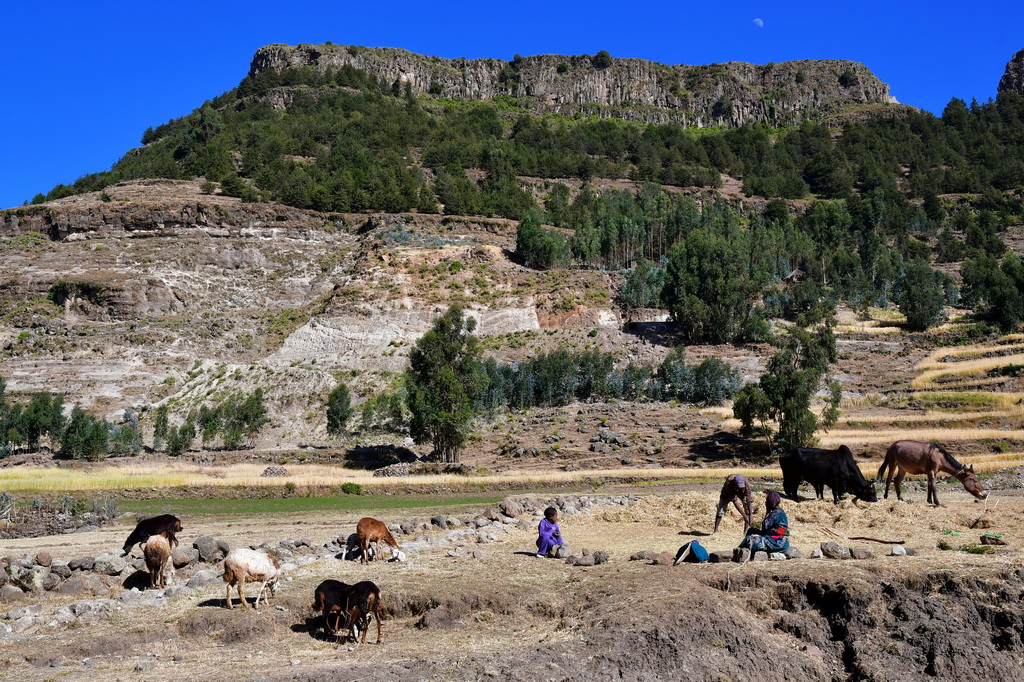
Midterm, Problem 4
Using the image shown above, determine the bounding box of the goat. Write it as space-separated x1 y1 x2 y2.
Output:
122 514 182 557
310 579 383 645
342 580 383 644
355 517 403 565
222 547 281 609
143 532 175 589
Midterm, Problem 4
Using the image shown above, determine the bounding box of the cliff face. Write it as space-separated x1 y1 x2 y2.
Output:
998 49 1024 95
249 44 896 128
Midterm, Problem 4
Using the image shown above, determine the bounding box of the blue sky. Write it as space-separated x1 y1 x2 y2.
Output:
2 1 1023 209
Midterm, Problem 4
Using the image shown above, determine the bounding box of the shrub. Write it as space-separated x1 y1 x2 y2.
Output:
591 51 613 69
341 482 362 495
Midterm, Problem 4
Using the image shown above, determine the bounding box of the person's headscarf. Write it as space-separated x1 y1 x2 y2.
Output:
765 490 782 510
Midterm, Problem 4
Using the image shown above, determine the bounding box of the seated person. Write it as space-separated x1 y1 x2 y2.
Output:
536 506 562 558
739 490 789 553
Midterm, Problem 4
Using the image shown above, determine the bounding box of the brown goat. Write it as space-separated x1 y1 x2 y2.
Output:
143 532 174 589
355 517 401 564
342 580 383 644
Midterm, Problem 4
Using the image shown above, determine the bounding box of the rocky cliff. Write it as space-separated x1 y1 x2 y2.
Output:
998 49 1024 95
249 43 897 128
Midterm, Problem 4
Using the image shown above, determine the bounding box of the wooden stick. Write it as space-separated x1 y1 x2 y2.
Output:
848 536 908 544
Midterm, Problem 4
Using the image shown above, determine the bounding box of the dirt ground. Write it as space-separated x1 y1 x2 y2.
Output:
2 481 1023 681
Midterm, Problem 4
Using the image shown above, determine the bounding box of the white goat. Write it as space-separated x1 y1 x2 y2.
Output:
143 532 174 589
222 547 281 609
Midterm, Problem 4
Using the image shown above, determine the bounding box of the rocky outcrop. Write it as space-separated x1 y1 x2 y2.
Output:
249 43 896 128
998 49 1024 95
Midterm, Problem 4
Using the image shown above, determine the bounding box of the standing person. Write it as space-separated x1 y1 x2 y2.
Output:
713 474 754 534
739 490 789 553
536 506 563 558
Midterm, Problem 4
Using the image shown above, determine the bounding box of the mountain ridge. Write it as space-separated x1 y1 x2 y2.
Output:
250 43 898 128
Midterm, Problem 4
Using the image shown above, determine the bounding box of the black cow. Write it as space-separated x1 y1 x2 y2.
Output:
121 514 182 556
780 446 878 504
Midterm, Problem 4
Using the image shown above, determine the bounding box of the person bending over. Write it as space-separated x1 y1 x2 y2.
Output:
713 474 754 534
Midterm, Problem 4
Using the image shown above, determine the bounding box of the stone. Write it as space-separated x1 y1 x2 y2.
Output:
753 551 769 562
430 515 447 529
445 517 462 529
593 550 610 565
980 535 1007 546
57 577 90 598
820 542 851 560
498 499 524 518
186 569 222 589
630 550 658 561
93 553 127 576
172 546 199 568
516 519 532 531
194 536 228 563
50 561 72 579
708 551 732 564
769 552 787 561
34 552 53 567
890 545 907 556
553 543 570 559
732 548 751 563
850 548 873 560
783 547 803 560
810 549 823 559
446 548 462 558
68 556 95 572
41 572 61 591
652 552 675 566
568 554 596 567
473 517 490 529
9 565 51 592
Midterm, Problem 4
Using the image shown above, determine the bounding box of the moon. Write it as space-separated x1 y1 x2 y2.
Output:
753 18 764 28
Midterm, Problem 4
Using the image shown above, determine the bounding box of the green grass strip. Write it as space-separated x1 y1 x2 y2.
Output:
120 493 505 515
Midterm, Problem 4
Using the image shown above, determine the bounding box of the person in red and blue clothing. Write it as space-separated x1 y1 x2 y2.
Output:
739 490 789 553
536 506 562 558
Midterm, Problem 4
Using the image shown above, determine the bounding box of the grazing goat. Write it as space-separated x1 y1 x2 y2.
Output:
310 579 383 644
343 580 383 644
122 514 182 556
355 517 403 564
143 532 175 589
222 547 281 609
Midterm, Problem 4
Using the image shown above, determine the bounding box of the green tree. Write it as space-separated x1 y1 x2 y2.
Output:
515 209 565 269
592 51 613 69
405 306 485 462
894 261 946 331
326 381 353 436
619 259 664 311
60 405 109 461
733 321 841 454
152 404 169 449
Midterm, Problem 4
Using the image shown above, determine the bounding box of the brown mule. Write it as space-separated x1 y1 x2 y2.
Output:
877 440 988 507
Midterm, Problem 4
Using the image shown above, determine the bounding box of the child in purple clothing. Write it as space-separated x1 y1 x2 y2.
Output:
536 506 562 557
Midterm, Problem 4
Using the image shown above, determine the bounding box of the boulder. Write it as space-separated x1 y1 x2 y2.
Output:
753 551 769 562
68 556 95 572
186 569 222 589
630 550 659 561
193 536 229 563
9 565 51 592
820 542 850 560
553 543 570 559
709 551 733 564
810 548 823 559
652 552 675 566
593 550 610 565
849 548 873 560
783 547 803 560
498 499 524 518
445 517 463 529
568 554 596 567
769 552 787 561
50 561 71 579
34 552 53 568
42 572 61 591
172 546 199 569
430 515 447 529
515 519 532 531
732 548 751 563
890 545 907 556
93 553 128 576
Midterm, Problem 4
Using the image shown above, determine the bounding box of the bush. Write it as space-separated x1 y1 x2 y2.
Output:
341 482 362 495
591 51 613 69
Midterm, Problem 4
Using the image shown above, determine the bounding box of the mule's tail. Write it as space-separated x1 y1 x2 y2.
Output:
876 449 891 482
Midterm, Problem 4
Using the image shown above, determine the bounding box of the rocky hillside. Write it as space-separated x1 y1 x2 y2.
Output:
998 48 1024 94
251 43 897 127
1 179 715 451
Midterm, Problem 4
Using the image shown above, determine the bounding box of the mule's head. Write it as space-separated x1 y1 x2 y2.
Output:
957 464 988 500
